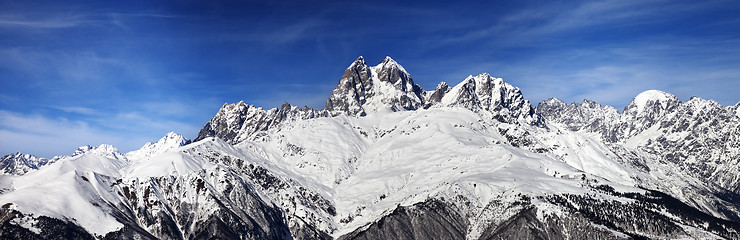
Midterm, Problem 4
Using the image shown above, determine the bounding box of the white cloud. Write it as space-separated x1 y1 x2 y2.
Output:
53 106 98 115
0 110 126 158
0 14 91 29
433 0 724 47
0 109 198 158
0 11 178 30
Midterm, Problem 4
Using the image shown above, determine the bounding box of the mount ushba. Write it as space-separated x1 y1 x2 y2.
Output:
2 57 740 239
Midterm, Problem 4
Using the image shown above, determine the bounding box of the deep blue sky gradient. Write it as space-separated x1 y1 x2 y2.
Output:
1 0 740 157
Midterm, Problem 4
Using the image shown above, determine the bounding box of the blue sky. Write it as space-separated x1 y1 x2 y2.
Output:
1 0 739 158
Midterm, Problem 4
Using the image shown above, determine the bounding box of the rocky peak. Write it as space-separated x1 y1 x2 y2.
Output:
425 82 450 108
575 100 621 119
624 90 680 117
373 56 411 87
195 100 326 144
325 56 374 116
77 144 125 160
536 98 567 114
125 132 190 162
537 98 620 136
0 152 54 175
325 56 425 116
74 145 94 156
441 73 542 125
617 90 682 138
194 101 257 143
684 96 723 112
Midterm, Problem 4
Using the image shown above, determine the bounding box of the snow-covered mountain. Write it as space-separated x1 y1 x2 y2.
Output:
125 132 191 162
1 56 740 239
0 153 56 176
538 91 740 196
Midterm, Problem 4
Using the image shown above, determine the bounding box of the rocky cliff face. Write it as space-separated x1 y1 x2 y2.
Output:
538 91 740 197
429 73 542 126
194 101 326 144
325 56 425 117
536 98 620 139
196 56 542 145
0 153 54 176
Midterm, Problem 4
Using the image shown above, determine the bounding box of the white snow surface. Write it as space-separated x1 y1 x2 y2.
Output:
362 58 421 114
1 57 734 238
125 132 188 162
0 107 650 237
0 134 191 236
227 107 643 237
0 147 129 235
630 90 676 113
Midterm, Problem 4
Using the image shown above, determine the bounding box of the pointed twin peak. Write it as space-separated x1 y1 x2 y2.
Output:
326 56 541 124
198 56 545 144
325 56 424 116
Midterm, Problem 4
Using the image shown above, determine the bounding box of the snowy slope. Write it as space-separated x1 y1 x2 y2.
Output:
538 90 740 222
1 56 740 239
0 144 129 235
125 132 190 162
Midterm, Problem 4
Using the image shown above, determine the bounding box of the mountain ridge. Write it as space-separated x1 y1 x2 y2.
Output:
195 56 542 145
1 56 739 239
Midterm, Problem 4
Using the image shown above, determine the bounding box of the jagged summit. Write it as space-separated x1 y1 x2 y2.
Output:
197 56 544 144
324 57 540 123
538 91 740 192
430 72 542 125
542 97 566 105
195 98 326 144
376 56 408 76
73 144 125 160
0 152 54 175
536 97 620 137
325 56 425 116
624 89 680 114
125 132 190 162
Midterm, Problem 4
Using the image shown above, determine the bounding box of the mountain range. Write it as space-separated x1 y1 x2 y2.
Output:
1 56 740 239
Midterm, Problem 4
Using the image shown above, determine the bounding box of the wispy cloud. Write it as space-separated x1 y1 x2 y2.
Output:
0 11 177 31
413 31 740 110
53 106 98 115
0 14 91 29
0 110 125 157
0 47 164 91
433 0 724 47
218 17 331 47
0 108 200 158
102 111 199 134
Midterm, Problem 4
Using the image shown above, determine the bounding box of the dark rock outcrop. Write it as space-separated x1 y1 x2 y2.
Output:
339 199 467 240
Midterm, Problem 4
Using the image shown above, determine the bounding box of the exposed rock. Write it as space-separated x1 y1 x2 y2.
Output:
0 153 54 176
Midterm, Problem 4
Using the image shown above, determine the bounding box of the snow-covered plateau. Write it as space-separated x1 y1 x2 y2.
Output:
1 56 740 239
